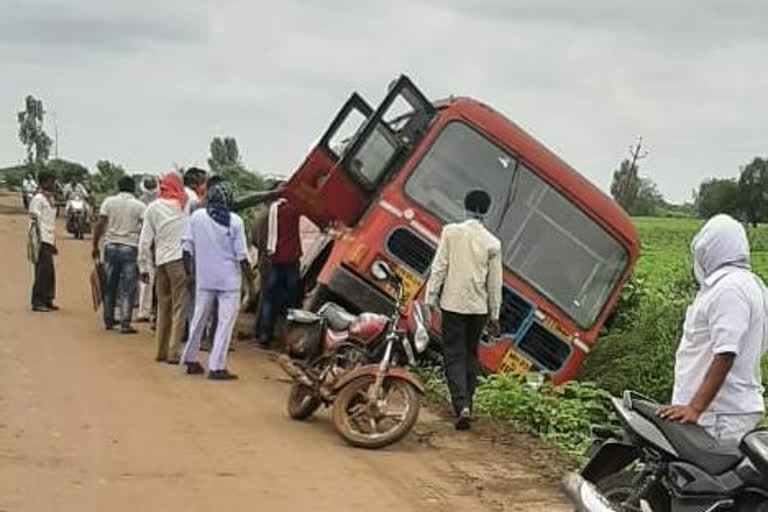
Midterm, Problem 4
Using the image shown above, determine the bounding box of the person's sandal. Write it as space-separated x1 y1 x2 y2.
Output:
184 362 205 375
208 369 238 381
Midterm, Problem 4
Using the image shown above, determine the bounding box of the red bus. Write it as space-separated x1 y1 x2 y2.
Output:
284 75 640 384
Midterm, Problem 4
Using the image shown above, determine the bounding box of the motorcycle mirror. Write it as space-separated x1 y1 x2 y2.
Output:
371 260 393 282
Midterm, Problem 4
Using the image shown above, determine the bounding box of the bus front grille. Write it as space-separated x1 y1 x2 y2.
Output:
386 227 435 275
517 323 571 372
500 287 532 335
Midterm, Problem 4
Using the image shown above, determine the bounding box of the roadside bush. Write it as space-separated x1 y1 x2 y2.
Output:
473 375 616 456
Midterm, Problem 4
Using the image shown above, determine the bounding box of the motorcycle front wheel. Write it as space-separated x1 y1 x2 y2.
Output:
287 383 322 420
332 375 420 449
597 471 668 512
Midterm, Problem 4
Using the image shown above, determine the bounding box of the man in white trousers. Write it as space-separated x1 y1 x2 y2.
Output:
136 175 158 322
180 183 252 380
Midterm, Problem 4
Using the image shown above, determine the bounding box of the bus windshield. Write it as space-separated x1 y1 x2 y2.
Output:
404 122 628 328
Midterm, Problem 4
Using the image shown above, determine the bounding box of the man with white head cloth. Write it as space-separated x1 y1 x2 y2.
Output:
136 175 158 322
659 214 768 442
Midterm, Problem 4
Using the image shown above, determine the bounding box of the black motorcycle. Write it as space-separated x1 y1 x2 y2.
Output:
582 391 768 511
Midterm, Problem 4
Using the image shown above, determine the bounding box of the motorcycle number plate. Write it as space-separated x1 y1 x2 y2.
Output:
499 348 533 376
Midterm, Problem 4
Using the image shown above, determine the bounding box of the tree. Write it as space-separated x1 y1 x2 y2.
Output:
208 136 241 172
632 178 665 217
47 159 89 184
17 95 53 165
610 138 650 215
610 159 640 213
207 136 263 193
696 178 741 219
737 157 768 226
91 160 126 194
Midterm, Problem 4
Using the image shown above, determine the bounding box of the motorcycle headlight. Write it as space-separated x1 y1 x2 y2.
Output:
412 302 430 353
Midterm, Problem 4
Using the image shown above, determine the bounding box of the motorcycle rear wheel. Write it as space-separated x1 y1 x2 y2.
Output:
332 376 420 449
287 383 322 420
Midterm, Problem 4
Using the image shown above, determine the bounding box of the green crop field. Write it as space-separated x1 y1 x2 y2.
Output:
632 216 768 286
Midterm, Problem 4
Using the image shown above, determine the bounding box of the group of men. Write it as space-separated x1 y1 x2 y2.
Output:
27 166 302 382
26 171 768 440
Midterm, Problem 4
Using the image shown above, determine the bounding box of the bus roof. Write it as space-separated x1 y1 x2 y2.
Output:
436 96 640 256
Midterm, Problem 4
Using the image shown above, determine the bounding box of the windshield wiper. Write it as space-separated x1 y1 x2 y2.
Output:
495 160 521 232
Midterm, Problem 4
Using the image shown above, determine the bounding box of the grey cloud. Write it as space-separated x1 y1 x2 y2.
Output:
427 0 768 42
0 1 206 52
1 0 767 204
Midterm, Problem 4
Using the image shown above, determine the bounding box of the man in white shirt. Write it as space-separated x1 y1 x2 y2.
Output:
92 176 146 334
63 176 91 218
136 175 159 322
138 171 188 364
180 183 251 380
22 171 37 210
29 170 59 312
659 214 768 441
425 189 503 430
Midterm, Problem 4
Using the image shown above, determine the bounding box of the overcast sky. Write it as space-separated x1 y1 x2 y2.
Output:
2 0 767 203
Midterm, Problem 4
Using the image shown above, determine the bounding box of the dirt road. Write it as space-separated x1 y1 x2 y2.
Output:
0 196 569 512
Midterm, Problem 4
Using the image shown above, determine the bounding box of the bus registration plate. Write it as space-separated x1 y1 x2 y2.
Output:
387 264 423 302
499 348 533 376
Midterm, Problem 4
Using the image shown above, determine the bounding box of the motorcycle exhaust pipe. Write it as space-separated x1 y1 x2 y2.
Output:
561 473 618 512
277 355 315 389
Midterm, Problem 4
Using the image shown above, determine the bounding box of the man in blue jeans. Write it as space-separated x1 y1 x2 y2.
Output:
92 176 147 334
257 195 301 348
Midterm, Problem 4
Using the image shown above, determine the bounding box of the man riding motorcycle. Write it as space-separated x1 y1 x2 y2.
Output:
63 177 91 217
63 177 92 237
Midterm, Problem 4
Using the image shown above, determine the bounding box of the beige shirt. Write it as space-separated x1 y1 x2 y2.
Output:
425 219 503 319
99 192 146 247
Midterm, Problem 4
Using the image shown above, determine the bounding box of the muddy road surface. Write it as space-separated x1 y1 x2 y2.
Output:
0 195 570 511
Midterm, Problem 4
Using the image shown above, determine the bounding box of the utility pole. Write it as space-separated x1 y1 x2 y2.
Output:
49 110 59 159
628 136 648 172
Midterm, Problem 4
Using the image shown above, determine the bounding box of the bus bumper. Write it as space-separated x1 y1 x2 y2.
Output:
326 265 394 315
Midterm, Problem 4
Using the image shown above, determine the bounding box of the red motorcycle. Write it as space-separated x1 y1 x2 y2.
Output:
278 261 428 449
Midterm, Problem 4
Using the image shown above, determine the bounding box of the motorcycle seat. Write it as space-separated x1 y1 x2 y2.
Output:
286 309 322 324
633 400 743 475
318 303 357 332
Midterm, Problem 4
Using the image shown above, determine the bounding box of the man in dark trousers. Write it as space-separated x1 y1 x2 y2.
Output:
29 170 59 312
256 191 301 348
425 189 502 430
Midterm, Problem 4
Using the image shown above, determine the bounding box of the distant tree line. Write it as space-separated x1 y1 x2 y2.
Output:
609 139 767 222
7 94 266 202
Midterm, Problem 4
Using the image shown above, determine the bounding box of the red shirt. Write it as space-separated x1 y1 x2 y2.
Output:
270 202 302 265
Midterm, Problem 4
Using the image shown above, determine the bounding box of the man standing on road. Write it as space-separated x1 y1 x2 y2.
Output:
92 176 146 334
425 189 502 431
136 175 159 323
180 183 251 380
257 191 302 348
659 214 768 442
139 171 188 364
29 170 59 312
181 167 207 343
250 180 283 342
